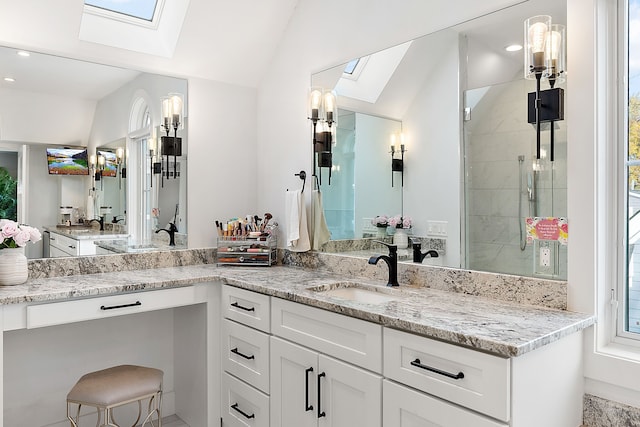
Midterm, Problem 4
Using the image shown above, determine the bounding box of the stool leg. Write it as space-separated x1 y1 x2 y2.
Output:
66 402 80 427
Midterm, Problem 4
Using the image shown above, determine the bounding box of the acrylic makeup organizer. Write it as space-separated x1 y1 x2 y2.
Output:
216 235 277 266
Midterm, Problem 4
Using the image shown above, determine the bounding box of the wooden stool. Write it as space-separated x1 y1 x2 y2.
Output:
66 365 163 427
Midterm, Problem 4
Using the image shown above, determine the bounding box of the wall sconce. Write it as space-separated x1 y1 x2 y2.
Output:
525 16 566 161
148 137 162 188
390 133 406 187
90 153 105 190
308 87 337 187
114 146 126 188
161 93 183 184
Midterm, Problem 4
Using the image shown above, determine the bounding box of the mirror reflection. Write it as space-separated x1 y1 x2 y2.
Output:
0 46 188 258
311 0 567 280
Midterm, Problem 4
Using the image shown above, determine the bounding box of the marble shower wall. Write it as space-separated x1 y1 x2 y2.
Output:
465 78 567 279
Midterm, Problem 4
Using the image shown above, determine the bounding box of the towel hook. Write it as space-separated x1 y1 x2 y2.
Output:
295 171 307 193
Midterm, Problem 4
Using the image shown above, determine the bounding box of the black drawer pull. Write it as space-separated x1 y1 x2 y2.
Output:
231 301 255 312
100 301 142 311
305 367 314 411
231 403 255 419
317 372 326 418
231 347 255 360
411 358 464 380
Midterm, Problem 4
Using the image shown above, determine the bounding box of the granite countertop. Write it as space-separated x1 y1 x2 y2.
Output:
0 264 594 358
93 239 186 254
44 225 129 240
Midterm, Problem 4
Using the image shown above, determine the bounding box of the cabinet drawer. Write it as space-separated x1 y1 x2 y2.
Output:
222 372 269 427
222 319 270 393
271 298 382 373
26 286 204 329
383 380 507 427
49 232 79 255
384 328 510 422
222 285 271 333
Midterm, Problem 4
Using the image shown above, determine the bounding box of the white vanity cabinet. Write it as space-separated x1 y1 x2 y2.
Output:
220 285 272 427
221 285 584 427
48 231 97 257
383 327 584 427
271 336 382 427
270 297 383 427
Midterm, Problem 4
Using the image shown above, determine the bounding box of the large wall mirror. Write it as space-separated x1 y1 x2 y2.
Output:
0 46 188 259
312 0 567 280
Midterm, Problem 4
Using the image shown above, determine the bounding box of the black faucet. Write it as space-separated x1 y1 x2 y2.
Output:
412 242 439 263
111 215 125 224
156 222 178 246
89 216 105 231
368 241 399 287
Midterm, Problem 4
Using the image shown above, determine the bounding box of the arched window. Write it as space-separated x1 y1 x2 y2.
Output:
129 96 151 133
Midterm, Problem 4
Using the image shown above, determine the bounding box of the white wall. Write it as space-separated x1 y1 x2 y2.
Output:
0 87 95 146
187 77 258 249
402 29 461 267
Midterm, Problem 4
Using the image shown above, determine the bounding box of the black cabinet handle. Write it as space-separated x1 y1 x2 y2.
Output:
410 358 465 380
230 347 255 360
231 403 255 419
231 301 255 312
100 301 142 310
317 372 326 418
305 367 314 411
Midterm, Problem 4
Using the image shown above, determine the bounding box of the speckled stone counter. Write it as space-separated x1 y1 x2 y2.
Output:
5 261 593 358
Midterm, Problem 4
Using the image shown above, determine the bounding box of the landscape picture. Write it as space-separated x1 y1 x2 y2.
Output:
46 148 89 175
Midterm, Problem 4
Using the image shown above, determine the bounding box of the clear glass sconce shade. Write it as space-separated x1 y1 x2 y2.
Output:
308 87 324 121
544 24 566 83
161 96 171 130
169 93 184 129
323 90 337 126
524 15 552 79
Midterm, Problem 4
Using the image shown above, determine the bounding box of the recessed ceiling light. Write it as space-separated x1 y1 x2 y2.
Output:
3 77 15 83
17 50 30 57
505 44 523 52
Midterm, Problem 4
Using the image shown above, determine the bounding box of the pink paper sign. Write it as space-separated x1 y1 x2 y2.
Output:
526 217 568 245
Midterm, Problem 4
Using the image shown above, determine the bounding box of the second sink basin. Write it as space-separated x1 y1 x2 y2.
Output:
309 282 399 304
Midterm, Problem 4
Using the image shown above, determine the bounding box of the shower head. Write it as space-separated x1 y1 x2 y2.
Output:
518 155 525 162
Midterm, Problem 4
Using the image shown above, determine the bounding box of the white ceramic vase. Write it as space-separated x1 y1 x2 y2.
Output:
0 247 28 286
393 228 409 249
376 226 387 238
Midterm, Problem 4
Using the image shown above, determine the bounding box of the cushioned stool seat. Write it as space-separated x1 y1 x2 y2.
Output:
67 365 163 427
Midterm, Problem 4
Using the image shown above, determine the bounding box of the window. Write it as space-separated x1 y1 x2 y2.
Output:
623 0 640 337
84 0 158 22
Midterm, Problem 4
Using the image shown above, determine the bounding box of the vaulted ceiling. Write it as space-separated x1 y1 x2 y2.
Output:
0 0 299 88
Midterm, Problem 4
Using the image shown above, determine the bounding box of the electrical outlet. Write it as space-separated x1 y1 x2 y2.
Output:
426 220 448 237
540 247 551 267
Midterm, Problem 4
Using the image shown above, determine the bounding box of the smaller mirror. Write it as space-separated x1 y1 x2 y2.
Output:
94 138 127 227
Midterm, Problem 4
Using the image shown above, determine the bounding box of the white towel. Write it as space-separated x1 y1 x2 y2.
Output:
86 194 95 220
312 190 331 250
285 190 311 252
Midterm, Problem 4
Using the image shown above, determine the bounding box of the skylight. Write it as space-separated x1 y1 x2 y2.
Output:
343 59 360 75
84 0 158 22
79 0 189 58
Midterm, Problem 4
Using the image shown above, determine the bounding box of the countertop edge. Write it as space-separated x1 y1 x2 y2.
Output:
1 265 595 358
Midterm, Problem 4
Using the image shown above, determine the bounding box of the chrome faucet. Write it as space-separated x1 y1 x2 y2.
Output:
156 222 178 246
412 242 439 263
368 241 399 287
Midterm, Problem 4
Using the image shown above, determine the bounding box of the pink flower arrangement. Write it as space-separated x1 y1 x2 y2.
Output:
388 215 412 229
371 215 389 227
0 219 41 249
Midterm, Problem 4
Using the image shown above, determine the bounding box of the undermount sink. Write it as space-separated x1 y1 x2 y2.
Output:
309 282 399 304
